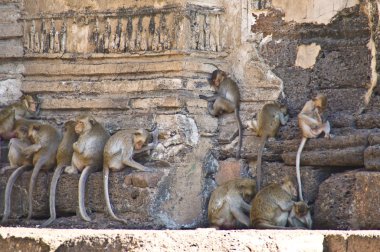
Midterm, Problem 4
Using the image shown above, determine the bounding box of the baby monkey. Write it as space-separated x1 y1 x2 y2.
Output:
287 201 312 229
208 178 256 229
250 177 297 229
248 103 288 191
199 69 243 159
103 126 158 224
297 94 332 201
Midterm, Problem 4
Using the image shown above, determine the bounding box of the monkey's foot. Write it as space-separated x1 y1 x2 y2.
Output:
325 134 334 139
64 166 78 174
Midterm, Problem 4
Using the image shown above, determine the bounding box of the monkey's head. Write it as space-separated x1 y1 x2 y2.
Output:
22 94 39 114
209 70 227 88
237 179 256 202
15 125 29 139
133 129 149 150
75 115 96 135
28 124 41 143
312 94 327 113
282 176 297 199
294 201 310 218
64 120 77 133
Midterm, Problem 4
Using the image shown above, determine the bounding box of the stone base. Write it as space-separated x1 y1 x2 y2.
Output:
1 228 380 252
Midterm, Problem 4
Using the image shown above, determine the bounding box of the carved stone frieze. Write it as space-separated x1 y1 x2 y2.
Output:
22 5 224 55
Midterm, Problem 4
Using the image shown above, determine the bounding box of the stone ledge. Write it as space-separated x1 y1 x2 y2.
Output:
1 228 380 252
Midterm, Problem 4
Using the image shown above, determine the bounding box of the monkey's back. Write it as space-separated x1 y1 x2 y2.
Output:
219 78 240 106
257 104 282 137
104 129 134 171
250 183 292 226
73 123 109 170
56 127 78 167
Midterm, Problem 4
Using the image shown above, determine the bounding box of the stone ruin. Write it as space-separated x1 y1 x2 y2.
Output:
0 0 379 232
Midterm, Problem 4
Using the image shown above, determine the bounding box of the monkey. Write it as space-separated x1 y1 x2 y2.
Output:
250 177 297 229
0 95 39 161
0 122 34 174
2 122 60 222
208 178 256 229
64 115 110 222
296 94 332 201
199 69 243 159
287 201 312 229
103 126 158 224
41 120 78 227
248 103 288 192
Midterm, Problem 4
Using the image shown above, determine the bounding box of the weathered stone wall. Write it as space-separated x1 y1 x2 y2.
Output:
0 0 379 230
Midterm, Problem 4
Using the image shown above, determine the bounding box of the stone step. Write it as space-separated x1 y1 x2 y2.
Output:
1 227 380 252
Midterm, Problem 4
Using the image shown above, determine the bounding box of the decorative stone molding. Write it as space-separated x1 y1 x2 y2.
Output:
22 4 224 55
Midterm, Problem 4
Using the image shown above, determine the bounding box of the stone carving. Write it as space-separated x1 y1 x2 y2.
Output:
22 5 224 55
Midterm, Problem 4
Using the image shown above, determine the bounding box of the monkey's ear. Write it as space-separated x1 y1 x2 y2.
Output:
89 118 96 126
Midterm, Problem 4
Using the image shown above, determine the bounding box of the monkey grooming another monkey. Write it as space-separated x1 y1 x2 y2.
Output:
41 120 78 227
64 115 110 222
250 177 297 229
103 126 158 224
2 122 60 222
248 103 288 192
199 69 243 159
287 201 312 229
1 121 34 174
208 178 256 229
296 94 332 201
0 95 39 160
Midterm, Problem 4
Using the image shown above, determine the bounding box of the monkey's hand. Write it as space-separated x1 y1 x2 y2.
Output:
64 166 79 174
23 144 40 158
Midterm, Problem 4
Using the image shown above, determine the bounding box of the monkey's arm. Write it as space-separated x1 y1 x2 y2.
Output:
230 206 250 227
298 113 321 127
241 201 251 212
199 94 218 102
73 141 85 154
277 200 294 212
23 143 42 158
123 156 153 172
280 114 289 126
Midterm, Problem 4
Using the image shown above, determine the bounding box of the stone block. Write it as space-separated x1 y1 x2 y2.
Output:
41 98 130 110
130 97 184 109
282 146 365 167
314 171 380 229
356 112 380 129
261 162 331 203
0 40 22 58
0 24 22 39
215 158 246 185
364 145 380 171
0 4 20 23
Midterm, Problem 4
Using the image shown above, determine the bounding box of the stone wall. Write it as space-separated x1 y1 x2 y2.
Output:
0 0 379 230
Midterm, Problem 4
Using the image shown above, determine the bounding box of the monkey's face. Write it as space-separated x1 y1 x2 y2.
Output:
64 121 76 133
75 121 85 134
294 201 309 217
16 126 29 139
133 130 148 150
283 180 297 199
28 124 40 143
313 95 327 113
210 70 226 88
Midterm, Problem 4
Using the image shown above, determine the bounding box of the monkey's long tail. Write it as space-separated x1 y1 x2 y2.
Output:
235 109 243 159
104 167 128 225
256 137 267 192
296 137 307 201
78 166 97 222
2 165 32 223
27 161 45 220
41 165 65 227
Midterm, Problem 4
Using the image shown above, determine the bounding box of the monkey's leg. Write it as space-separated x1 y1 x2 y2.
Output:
41 165 65 227
78 165 97 222
209 97 235 116
230 206 250 227
2 165 32 223
123 157 153 172
27 158 46 220
254 221 287 229
256 137 267 191
103 167 128 225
